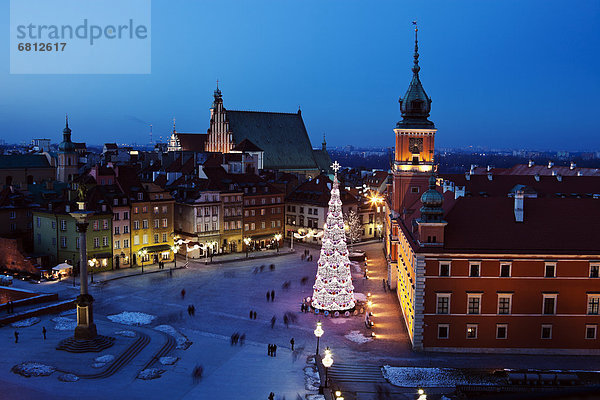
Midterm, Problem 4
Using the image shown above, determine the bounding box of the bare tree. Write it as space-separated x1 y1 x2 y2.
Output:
344 209 362 251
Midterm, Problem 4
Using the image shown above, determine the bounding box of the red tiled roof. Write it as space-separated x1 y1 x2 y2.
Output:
287 174 358 207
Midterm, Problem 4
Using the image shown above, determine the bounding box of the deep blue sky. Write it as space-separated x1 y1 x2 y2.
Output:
1 1 599 150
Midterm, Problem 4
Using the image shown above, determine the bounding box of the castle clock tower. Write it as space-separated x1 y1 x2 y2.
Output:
392 23 437 215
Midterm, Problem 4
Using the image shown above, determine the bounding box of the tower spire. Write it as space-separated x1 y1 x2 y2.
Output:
64 114 71 134
412 20 420 75
172 117 176 132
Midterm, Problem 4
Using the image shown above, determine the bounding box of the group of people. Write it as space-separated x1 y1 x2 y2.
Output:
267 343 277 356
187 304 196 316
158 261 167 269
249 310 258 320
266 290 276 302
300 302 311 313
230 332 245 346
301 249 313 262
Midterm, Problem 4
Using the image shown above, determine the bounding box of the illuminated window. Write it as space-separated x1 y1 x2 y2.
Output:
466 324 478 339
590 264 600 278
496 324 507 339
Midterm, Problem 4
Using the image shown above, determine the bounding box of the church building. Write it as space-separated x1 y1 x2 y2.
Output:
169 86 330 179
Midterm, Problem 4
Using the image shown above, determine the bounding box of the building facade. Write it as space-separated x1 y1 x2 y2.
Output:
385 26 600 354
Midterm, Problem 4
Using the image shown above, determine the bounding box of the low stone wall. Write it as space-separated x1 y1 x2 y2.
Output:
0 299 75 326
0 287 58 311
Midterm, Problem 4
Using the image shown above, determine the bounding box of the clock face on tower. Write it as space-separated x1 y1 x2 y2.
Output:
409 138 423 154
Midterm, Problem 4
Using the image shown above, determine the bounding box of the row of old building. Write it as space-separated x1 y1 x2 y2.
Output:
0 93 389 277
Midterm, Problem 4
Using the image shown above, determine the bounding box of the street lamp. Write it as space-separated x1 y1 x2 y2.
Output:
314 321 324 356
322 347 333 388
335 390 344 400
244 237 251 258
274 233 282 252
88 258 96 283
171 244 180 268
138 249 147 273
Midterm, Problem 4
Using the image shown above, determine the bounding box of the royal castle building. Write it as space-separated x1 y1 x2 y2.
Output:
385 26 600 354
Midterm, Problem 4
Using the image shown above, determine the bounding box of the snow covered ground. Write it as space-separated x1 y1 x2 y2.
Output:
51 316 76 331
12 362 56 377
154 325 192 349
344 330 373 344
382 366 499 387
11 317 41 328
107 311 156 326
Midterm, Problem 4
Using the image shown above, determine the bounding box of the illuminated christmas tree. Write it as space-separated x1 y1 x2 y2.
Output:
312 162 355 311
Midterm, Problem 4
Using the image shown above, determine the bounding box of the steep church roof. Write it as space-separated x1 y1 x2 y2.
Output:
226 110 318 171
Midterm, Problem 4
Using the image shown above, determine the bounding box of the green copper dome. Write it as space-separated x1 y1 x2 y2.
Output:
58 116 76 153
420 174 444 223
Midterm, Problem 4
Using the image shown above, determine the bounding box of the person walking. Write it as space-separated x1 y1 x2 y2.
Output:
266 291 270 302
42 326 47 340
14 331 19 343
181 289 186 299
290 338 295 351
250 310 253 319
240 333 245 346
267 344 272 356
270 316 276 329
268 392 275 400
273 344 277 357
271 290 275 301
253 311 257 320
283 315 289 328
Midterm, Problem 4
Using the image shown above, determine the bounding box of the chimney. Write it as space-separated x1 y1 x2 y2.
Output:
465 173 470 181
487 172 493 181
534 174 540 182
528 160 535 167
556 174 562 182
551 170 557 176
514 190 524 222
487 165 493 172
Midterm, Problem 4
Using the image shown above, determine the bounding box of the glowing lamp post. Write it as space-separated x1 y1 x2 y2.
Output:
170 244 180 268
274 233 282 252
322 347 333 388
88 258 96 283
244 237 251 258
314 321 324 356
138 249 147 273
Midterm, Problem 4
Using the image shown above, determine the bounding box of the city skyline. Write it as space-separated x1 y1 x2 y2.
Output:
1 1 599 151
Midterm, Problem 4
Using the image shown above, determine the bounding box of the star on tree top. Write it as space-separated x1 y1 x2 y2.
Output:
331 161 341 173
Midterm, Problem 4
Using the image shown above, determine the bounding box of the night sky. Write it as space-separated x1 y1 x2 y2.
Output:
1 0 598 150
